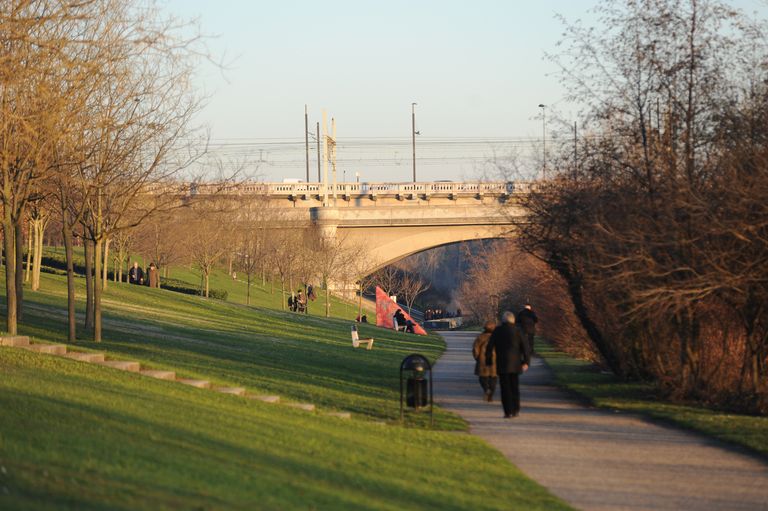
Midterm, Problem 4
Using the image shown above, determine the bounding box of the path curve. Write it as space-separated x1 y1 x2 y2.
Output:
433 331 768 511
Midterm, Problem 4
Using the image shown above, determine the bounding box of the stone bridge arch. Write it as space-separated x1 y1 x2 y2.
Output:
339 223 513 273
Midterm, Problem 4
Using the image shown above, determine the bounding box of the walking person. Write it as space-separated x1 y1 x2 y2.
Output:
485 311 531 418
516 303 538 354
128 261 144 285
147 262 160 288
473 321 498 402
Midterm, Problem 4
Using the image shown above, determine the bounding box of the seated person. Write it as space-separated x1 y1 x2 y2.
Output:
393 309 407 331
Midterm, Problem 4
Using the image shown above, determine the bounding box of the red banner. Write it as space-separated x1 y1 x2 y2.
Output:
375 286 427 335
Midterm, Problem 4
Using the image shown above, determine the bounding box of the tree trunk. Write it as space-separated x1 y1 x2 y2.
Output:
102 237 110 290
25 219 32 283
63 226 77 342
15 222 24 322
557 261 623 375
31 218 42 290
93 237 103 342
84 237 94 331
325 284 330 318
14 222 24 321
246 273 251 305
3 219 17 335
204 271 210 298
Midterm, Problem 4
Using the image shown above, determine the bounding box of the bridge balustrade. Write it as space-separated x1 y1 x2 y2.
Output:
157 180 527 198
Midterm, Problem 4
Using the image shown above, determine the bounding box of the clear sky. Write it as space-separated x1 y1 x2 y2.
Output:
162 0 767 183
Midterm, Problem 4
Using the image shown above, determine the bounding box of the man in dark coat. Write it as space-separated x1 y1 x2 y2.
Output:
393 309 407 331
486 311 531 418
516 303 538 354
128 262 144 285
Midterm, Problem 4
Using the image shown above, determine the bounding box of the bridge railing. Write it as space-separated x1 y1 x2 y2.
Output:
166 181 533 197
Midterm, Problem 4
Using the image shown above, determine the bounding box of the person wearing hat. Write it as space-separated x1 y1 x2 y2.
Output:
473 321 498 401
485 311 531 418
516 303 539 354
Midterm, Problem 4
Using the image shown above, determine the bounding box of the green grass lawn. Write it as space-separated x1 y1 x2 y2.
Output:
536 340 768 459
43 246 367 321
0 271 572 510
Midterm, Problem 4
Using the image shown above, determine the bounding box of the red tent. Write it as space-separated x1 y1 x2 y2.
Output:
375 286 427 335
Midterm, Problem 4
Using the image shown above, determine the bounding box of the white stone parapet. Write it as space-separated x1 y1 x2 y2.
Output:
181 180 530 198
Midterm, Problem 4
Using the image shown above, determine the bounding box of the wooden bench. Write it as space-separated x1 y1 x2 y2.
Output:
351 328 374 350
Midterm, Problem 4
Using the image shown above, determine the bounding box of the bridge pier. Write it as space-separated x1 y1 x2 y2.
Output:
310 207 340 238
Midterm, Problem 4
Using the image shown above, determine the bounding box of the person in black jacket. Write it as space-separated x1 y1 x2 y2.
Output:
128 262 144 285
393 309 407 331
486 311 531 418
516 303 539 354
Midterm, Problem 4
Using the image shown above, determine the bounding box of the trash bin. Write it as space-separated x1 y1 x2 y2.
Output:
406 372 428 408
399 354 433 426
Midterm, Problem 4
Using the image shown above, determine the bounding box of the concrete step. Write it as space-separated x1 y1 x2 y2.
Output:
287 403 316 412
1 336 30 347
324 412 351 420
140 370 176 381
177 378 211 389
247 395 280 404
24 344 67 355
216 387 247 396
97 360 141 372
62 352 106 363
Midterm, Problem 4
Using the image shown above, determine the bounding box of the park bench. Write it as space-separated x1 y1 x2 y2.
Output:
351 326 374 350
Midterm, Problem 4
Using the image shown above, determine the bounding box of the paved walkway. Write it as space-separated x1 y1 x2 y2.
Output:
433 331 768 511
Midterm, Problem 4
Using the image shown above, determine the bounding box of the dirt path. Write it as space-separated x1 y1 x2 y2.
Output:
433 331 768 511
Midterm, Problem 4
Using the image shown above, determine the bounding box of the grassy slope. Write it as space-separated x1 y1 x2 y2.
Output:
44 246 367 320
0 271 571 510
536 341 768 458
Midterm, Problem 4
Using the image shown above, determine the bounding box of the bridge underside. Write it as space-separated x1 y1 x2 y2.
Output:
339 223 513 272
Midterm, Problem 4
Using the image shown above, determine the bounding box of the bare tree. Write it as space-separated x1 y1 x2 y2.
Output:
0 1 84 334
399 271 431 317
372 265 401 300
234 199 272 305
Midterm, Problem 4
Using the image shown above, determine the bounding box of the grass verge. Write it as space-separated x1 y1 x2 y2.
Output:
536 340 768 459
0 271 572 510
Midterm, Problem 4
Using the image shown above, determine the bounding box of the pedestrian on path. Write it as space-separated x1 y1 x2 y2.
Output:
473 321 498 402
516 303 538 354
486 311 531 418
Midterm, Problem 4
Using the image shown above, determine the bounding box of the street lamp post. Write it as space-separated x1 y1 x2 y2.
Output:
411 102 419 183
538 104 547 179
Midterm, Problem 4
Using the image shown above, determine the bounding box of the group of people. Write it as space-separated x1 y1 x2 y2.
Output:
288 289 307 313
472 303 538 419
128 261 160 288
424 307 461 321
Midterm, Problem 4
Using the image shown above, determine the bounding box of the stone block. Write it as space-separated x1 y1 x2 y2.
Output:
97 360 141 372
0 336 30 347
324 412 351 420
216 387 246 396
63 352 105 363
287 403 316 412
177 379 211 389
140 370 176 381
24 344 67 355
247 395 280 404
